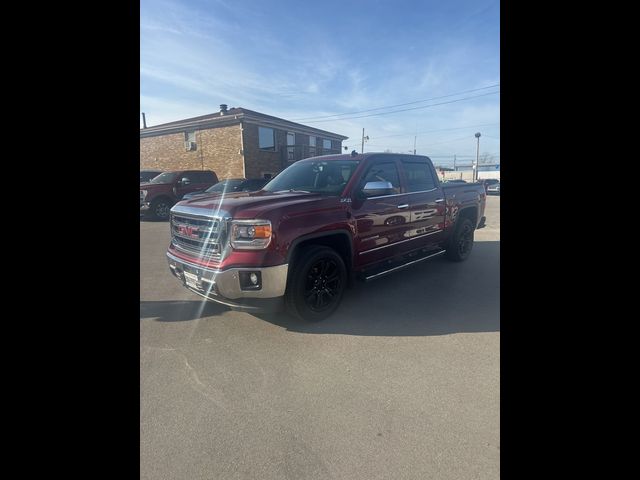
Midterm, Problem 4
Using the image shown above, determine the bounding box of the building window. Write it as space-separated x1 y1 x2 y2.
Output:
184 131 196 151
323 139 332 150
259 127 275 150
309 136 316 157
287 132 295 162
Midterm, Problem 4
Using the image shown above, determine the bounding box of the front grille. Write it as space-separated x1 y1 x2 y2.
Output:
170 211 228 260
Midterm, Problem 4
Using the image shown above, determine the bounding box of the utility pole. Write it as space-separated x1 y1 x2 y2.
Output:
474 132 481 182
141 112 147 129
453 154 457 171
413 136 417 155
361 128 369 153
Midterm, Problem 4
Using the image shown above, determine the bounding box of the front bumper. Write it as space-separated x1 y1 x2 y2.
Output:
166 251 288 312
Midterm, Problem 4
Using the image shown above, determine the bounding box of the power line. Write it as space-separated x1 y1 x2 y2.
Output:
291 83 500 122
369 122 501 140
365 135 475 150
303 91 500 124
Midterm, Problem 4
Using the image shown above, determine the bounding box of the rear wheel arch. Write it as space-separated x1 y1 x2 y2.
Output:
456 206 478 227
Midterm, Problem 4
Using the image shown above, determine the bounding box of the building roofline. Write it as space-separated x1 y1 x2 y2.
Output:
140 108 348 140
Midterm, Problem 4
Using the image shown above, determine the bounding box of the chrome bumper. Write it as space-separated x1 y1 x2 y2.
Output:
166 251 288 301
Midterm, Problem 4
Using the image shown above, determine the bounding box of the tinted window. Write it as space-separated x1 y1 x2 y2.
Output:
402 161 436 192
140 171 162 182
359 162 401 195
263 160 359 195
197 171 216 183
180 172 198 183
149 172 178 184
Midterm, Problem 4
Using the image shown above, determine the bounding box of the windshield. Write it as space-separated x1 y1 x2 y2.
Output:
205 179 244 193
140 171 161 182
149 172 178 184
263 160 359 195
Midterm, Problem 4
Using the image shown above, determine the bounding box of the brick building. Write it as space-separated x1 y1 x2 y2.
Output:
140 105 348 180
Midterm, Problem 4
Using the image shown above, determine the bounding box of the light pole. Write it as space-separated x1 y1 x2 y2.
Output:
474 132 481 182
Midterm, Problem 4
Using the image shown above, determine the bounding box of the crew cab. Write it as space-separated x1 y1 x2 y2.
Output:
166 153 486 321
140 170 218 220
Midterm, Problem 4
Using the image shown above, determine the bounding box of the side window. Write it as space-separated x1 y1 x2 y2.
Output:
402 161 436 192
308 136 316 157
259 127 275 150
184 131 197 150
199 171 216 183
359 162 401 196
287 131 295 162
181 172 197 183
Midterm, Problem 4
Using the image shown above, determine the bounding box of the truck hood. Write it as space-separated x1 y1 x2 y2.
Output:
174 190 329 219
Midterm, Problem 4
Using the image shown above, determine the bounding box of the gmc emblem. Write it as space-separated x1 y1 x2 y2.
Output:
178 225 198 238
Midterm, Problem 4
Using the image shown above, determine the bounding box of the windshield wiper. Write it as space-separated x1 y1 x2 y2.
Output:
274 189 311 193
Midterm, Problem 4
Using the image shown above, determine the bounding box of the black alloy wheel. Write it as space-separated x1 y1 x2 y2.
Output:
285 245 347 321
445 218 475 262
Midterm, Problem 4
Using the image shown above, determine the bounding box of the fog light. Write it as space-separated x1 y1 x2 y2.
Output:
239 271 262 290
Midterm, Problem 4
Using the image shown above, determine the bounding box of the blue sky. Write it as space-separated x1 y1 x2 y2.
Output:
141 0 499 166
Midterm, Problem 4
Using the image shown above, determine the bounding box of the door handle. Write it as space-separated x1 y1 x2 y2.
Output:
397 204 409 209
435 198 445 203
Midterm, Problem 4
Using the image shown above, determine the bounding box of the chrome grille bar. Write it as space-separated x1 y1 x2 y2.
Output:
169 207 230 261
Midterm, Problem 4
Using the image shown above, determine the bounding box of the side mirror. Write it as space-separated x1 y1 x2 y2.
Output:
362 181 394 197
180 178 191 186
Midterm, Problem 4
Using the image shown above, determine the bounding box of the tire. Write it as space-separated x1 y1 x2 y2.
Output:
445 218 475 262
149 197 173 220
285 245 347 321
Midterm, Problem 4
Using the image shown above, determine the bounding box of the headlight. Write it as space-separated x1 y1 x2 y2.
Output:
229 220 272 249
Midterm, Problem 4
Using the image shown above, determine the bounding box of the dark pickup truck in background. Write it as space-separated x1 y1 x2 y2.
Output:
182 178 270 201
166 153 486 320
140 170 218 220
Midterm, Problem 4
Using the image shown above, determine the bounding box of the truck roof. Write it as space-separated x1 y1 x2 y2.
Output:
299 152 432 162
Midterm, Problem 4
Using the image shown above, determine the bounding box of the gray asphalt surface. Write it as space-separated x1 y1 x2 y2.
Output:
140 196 500 480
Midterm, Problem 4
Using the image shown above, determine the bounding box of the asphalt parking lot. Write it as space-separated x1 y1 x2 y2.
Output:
140 196 500 480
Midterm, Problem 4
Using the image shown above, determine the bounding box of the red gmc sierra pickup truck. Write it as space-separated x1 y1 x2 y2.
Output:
166 152 486 321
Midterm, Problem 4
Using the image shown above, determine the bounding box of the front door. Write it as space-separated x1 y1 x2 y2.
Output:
175 172 206 199
352 158 411 268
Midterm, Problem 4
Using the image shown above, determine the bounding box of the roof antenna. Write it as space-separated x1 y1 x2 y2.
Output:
351 150 358 157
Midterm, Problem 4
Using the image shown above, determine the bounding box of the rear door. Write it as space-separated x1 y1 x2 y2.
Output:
352 157 412 268
399 157 446 249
